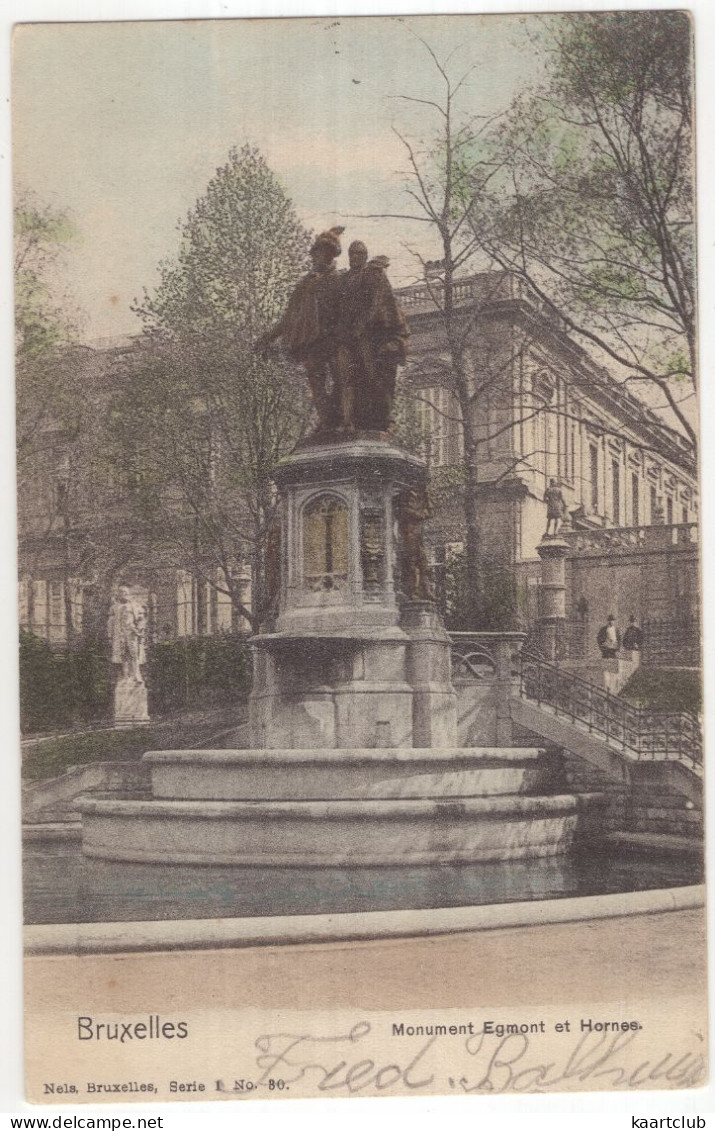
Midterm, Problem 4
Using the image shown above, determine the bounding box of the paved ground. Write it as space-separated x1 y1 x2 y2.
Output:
24 908 707 1100
26 908 706 1013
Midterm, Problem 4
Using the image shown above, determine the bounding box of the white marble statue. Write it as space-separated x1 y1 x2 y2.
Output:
108 586 147 683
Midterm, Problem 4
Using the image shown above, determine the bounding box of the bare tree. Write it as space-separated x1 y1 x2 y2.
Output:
359 38 529 624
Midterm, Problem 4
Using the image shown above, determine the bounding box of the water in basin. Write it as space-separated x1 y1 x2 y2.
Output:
24 839 702 926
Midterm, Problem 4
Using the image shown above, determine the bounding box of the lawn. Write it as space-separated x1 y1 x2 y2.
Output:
22 705 246 782
620 668 701 715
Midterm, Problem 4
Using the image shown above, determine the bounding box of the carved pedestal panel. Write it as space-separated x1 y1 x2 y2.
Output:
248 438 457 748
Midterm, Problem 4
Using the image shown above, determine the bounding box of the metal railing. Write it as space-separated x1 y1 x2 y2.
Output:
518 654 702 772
449 631 525 681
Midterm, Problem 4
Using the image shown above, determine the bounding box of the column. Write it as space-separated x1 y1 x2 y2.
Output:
536 536 570 661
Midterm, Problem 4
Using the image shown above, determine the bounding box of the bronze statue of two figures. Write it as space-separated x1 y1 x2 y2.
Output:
258 227 408 435
259 228 435 603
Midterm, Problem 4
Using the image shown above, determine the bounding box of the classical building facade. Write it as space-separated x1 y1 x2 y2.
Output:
16 335 253 648
399 271 699 634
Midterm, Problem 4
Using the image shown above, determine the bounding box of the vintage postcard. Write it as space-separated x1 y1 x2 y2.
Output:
13 10 707 1105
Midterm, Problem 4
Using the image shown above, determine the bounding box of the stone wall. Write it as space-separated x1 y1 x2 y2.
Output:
564 529 699 660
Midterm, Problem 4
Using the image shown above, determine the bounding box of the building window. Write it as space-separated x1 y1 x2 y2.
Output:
177 570 193 637
589 444 599 512
611 459 620 525
682 505 689 526
433 386 448 465
19 578 30 631
417 385 462 466
215 569 234 632
31 579 47 639
48 581 65 644
650 484 657 521
546 411 556 480
68 578 83 635
303 496 349 591
666 495 673 525
631 473 640 527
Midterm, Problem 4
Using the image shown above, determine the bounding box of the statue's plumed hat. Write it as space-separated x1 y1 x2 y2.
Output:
312 226 345 258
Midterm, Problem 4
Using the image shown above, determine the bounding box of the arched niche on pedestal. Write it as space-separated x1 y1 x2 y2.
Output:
301 492 350 596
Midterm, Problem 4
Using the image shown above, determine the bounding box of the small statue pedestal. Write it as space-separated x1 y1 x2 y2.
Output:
401 600 456 748
536 536 570 661
113 676 150 729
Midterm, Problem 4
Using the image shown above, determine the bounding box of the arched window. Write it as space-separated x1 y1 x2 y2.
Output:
303 496 349 591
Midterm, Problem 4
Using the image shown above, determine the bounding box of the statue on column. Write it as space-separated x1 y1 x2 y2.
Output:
397 485 436 601
544 478 567 537
108 586 147 682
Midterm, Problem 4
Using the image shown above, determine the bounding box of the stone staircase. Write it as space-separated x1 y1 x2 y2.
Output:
510 655 703 841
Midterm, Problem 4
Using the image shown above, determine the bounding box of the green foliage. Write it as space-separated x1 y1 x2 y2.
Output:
15 192 85 471
146 635 251 714
124 145 313 628
441 553 518 632
621 668 701 715
19 630 251 736
24 727 163 782
14 192 79 365
22 707 245 782
19 631 111 733
139 145 310 339
429 465 466 508
482 11 696 443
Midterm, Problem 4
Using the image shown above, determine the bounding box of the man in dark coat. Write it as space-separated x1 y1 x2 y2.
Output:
256 226 346 430
338 241 409 432
597 614 621 659
622 616 643 651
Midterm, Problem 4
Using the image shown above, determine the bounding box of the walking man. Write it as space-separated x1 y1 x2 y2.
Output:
622 615 643 652
597 614 621 659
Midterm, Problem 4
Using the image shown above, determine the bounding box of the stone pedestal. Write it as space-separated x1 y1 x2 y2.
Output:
113 676 149 728
248 438 457 749
401 601 457 747
536 536 569 661
250 630 415 749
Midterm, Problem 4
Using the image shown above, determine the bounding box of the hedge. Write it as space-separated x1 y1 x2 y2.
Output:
19 631 252 734
146 635 251 714
620 667 701 715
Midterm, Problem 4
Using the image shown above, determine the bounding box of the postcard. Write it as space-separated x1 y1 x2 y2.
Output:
13 10 706 1103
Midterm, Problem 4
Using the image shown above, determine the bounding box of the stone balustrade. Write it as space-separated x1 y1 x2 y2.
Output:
561 522 698 556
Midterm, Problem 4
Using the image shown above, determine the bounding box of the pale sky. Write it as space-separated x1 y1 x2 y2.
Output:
12 15 540 341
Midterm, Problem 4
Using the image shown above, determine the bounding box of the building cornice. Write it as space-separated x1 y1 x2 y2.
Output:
397 275 696 479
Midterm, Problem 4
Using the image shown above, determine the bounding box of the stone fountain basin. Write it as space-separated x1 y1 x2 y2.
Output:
78 793 604 867
143 746 560 801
